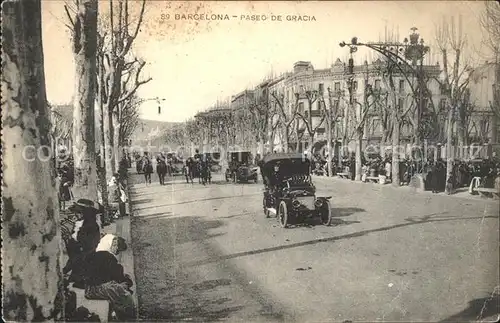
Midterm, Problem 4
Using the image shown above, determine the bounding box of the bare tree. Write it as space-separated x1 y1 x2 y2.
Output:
435 15 471 193
296 87 327 152
318 88 343 176
96 0 148 176
271 91 299 153
2 0 63 319
66 0 99 200
249 87 279 154
480 2 500 138
380 63 418 186
118 94 141 146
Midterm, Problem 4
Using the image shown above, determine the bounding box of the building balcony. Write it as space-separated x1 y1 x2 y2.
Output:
304 110 322 118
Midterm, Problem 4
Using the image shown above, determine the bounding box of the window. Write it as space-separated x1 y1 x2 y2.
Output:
399 79 405 93
398 98 404 110
353 81 358 91
372 119 381 135
440 84 447 95
374 80 381 90
298 102 304 113
334 82 341 91
318 83 324 94
439 98 446 109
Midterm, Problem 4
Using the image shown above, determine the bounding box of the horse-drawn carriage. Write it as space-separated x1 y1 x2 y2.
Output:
166 152 184 176
260 153 332 228
225 151 258 183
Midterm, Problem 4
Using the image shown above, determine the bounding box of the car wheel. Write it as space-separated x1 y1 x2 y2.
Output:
319 200 332 226
279 201 289 228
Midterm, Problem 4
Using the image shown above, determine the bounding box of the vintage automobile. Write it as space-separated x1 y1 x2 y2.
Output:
260 153 332 228
225 151 258 183
204 152 222 173
166 152 184 176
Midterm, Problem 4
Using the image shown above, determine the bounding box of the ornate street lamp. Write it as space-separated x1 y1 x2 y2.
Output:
340 28 431 144
340 28 429 99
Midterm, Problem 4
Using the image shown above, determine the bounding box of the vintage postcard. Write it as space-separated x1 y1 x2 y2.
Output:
2 0 499 322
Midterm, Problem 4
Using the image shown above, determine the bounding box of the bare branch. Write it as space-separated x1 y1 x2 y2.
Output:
64 4 76 30
117 60 152 105
120 0 146 57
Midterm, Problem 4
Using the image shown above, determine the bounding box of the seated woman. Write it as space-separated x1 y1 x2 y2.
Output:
64 199 102 288
84 234 136 321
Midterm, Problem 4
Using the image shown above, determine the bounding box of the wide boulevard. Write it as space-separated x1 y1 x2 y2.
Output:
129 171 499 322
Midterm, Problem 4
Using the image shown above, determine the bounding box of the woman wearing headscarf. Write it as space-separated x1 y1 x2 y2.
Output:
84 234 136 321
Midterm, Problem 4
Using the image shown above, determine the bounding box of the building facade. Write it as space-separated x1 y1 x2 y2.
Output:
468 62 499 144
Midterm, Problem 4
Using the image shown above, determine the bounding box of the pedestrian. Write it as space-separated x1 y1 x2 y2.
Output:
446 172 454 195
385 159 392 182
58 164 73 210
156 153 167 185
430 161 439 193
118 155 129 183
84 234 136 321
108 174 127 218
142 152 153 184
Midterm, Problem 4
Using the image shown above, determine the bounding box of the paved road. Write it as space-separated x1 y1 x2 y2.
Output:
130 171 499 322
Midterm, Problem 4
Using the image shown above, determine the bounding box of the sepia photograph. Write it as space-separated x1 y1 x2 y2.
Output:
1 0 499 322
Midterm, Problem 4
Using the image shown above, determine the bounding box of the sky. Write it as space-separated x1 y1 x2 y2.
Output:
41 0 490 122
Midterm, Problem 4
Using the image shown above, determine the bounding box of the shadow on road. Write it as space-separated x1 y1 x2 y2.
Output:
439 291 500 322
130 198 154 205
132 215 287 321
188 213 499 267
133 193 261 212
331 207 365 218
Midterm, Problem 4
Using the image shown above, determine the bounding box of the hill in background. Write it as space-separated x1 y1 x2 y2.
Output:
131 118 182 144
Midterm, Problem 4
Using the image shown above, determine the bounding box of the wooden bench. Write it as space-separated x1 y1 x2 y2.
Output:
476 187 500 199
337 172 350 179
60 212 111 323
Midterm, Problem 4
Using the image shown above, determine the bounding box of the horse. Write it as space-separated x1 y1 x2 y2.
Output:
156 155 167 185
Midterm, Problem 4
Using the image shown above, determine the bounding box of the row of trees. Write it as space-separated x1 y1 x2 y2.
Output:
166 12 498 191
2 0 148 319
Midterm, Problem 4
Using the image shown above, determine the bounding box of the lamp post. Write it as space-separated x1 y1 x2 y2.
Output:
340 28 430 143
340 28 430 186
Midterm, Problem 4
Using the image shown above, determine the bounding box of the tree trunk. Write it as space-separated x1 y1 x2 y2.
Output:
2 1 63 319
355 129 363 181
326 119 333 177
112 111 121 171
392 115 401 187
445 107 454 194
96 107 110 219
103 105 115 180
72 0 98 201
282 126 289 153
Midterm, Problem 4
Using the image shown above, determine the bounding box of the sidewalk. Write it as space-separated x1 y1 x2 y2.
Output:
312 175 497 202
60 174 137 322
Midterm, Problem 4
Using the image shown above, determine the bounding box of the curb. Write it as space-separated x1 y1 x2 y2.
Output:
116 175 139 319
312 175 497 203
